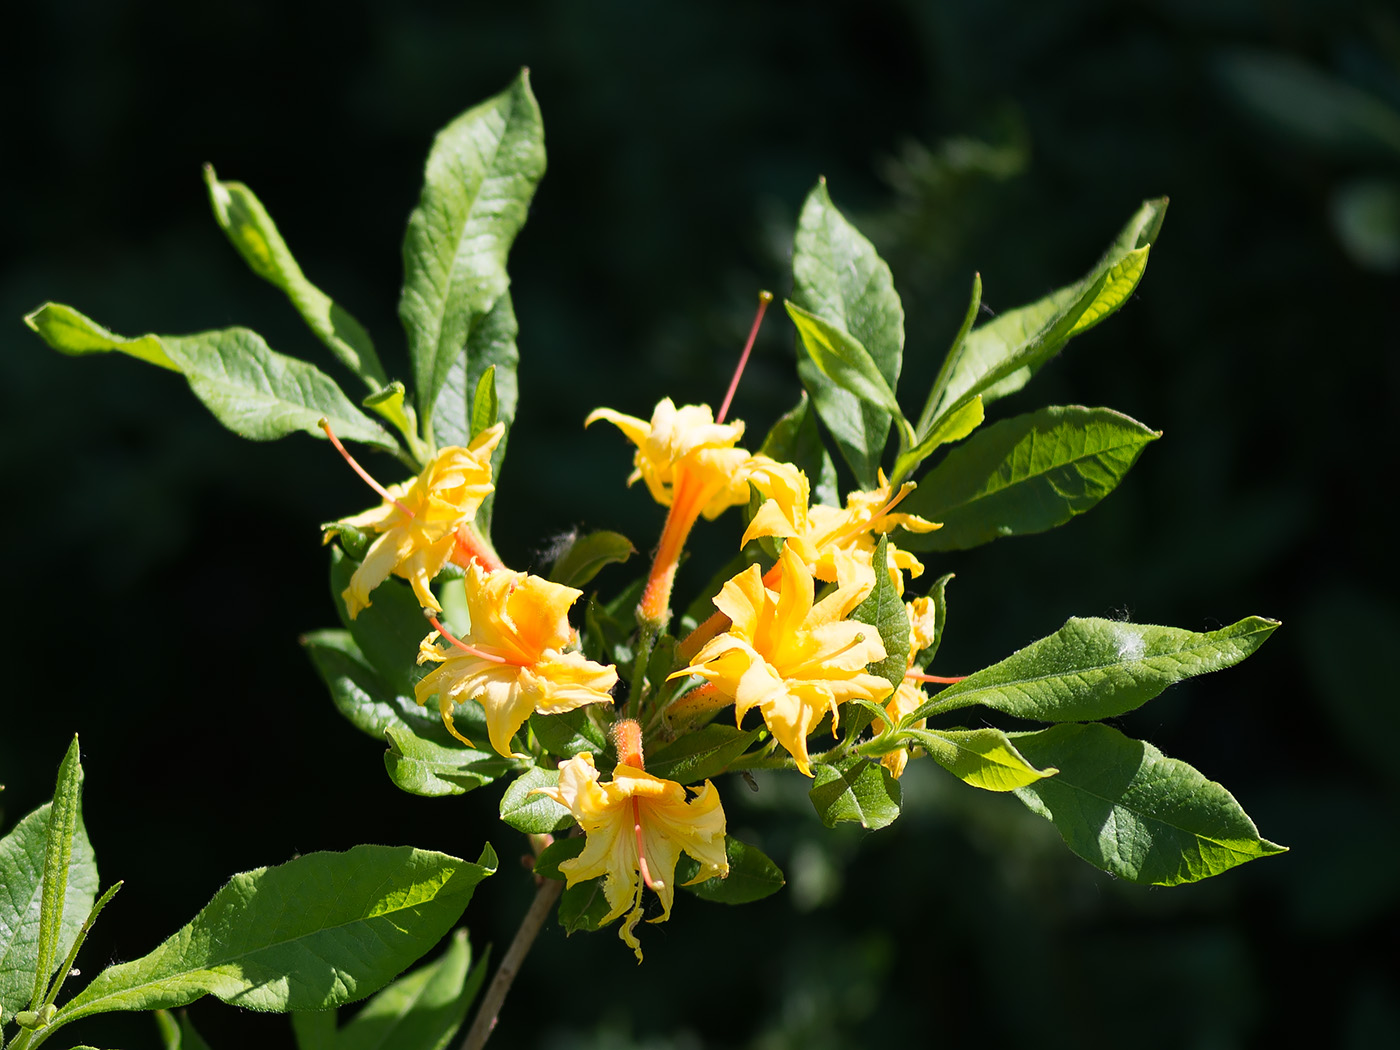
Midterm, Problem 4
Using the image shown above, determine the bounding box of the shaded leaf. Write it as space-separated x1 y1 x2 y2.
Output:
499 769 574 835
557 879 610 934
645 725 761 784
1012 723 1286 885
850 536 910 694
809 756 902 830
547 531 635 589
758 393 840 507
677 837 785 904
532 837 585 881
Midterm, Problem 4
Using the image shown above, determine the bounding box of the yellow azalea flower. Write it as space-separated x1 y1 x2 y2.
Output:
327 423 505 618
536 751 728 962
415 564 616 757
672 543 894 776
880 596 940 779
743 458 940 595
586 398 754 624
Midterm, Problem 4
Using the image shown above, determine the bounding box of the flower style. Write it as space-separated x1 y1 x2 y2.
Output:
536 750 728 961
586 398 755 623
327 423 505 618
414 564 616 757
743 457 940 594
672 542 894 776
879 596 940 779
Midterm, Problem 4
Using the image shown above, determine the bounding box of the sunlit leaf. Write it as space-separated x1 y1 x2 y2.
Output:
906 726 1056 792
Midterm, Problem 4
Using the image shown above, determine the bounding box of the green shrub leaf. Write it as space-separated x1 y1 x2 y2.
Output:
1011 723 1286 885
901 406 1160 550
905 726 1057 792
547 530 635 590
912 615 1280 723
499 769 574 834
645 725 762 785
57 845 497 1023
809 756 902 830
677 837 785 904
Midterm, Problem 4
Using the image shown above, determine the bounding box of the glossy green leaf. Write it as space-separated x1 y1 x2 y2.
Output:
901 406 1160 551
911 615 1280 724
23 301 177 370
758 393 839 507
790 180 905 487
29 736 85 1018
362 382 419 453
469 365 498 439
646 725 762 784
203 165 386 387
0 801 98 1028
890 393 983 488
547 531 635 589
905 727 1057 792
529 708 609 760
926 200 1164 428
1012 723 1287 885
850 536 910 695
383 727 508 799
331 927 487 1050
677 837 785 904
809 756 902 830
499 769 574 834
914 271 982 442
57 845 497 1024
400 70 544 428
787 302 910 487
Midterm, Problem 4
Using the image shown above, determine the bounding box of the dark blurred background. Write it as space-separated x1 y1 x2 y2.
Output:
3 1 1397 1046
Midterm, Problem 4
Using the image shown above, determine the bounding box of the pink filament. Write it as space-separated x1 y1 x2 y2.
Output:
320 418 414 517
716 291 773 425
427 615 507 664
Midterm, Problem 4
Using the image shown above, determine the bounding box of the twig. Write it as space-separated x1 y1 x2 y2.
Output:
459 875 564 1050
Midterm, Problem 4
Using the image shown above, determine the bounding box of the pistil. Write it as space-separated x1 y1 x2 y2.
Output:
319 418 414 517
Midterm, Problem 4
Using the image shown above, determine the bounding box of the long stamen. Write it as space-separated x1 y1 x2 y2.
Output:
716 291 773 425
633 797 660 891
319 417 415 517
426 614 508 663
905 670 968 684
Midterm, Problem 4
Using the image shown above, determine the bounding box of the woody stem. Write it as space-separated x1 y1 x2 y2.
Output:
458 875 564 1050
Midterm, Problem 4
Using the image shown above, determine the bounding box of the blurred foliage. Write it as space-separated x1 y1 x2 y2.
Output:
3 0 1397 1046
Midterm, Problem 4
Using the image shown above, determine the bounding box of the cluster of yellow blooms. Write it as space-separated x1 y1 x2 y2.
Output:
325 394 946 958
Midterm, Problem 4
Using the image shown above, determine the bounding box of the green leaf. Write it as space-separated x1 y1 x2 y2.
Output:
331 927 486 1050
532 837 585 881
400 70 545 427
891 393 983 490
758 393 840 507
469 365 499 439
328 547 430 699
499 769 574 834
528 708 609 760
362 382 420 453
0 802 98 1028
557 879 611 934
926 199 1164 428
203 164 386 388
25 303 398 451
1011 723 1286 885
809 756 902 830
911 615 1280 724
57 845 497 1024
677 837 785 904
383 726 509 799
915 271 982 443
790 179 905 487
29 736 85 1016
291 1007 338 1050
645 726 762 784
23 301 177 370
786 302 910 487
911 572 953 671
850 536 910 695
901 406 1160 551
905 727 1057 792
547 531 635 589
428 292 521 535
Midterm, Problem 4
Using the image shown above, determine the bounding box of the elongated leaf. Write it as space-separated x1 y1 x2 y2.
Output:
677 837 785 904
850 536 910 695
57 845 497 1024
384 727 508 799
758 393 839 507
203 165 386 387
927 200 1164 428
915 271 981 441
328 548 431 698
499 769 574 834
470 365 499 439
901 406 1160 551
428 291 520 536
910 572 953 671
905 727 1057 792
547 531 635 589
809 756 902 830
400 71 544 427
25 304 397 451
332 927 487 1050
1012 723 1286 885
787 303 909 487
790 180 905 486
646 725 761 784
0 803 98 1028
30 736 84 1015
911 615 1280 723
890 393 983 487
